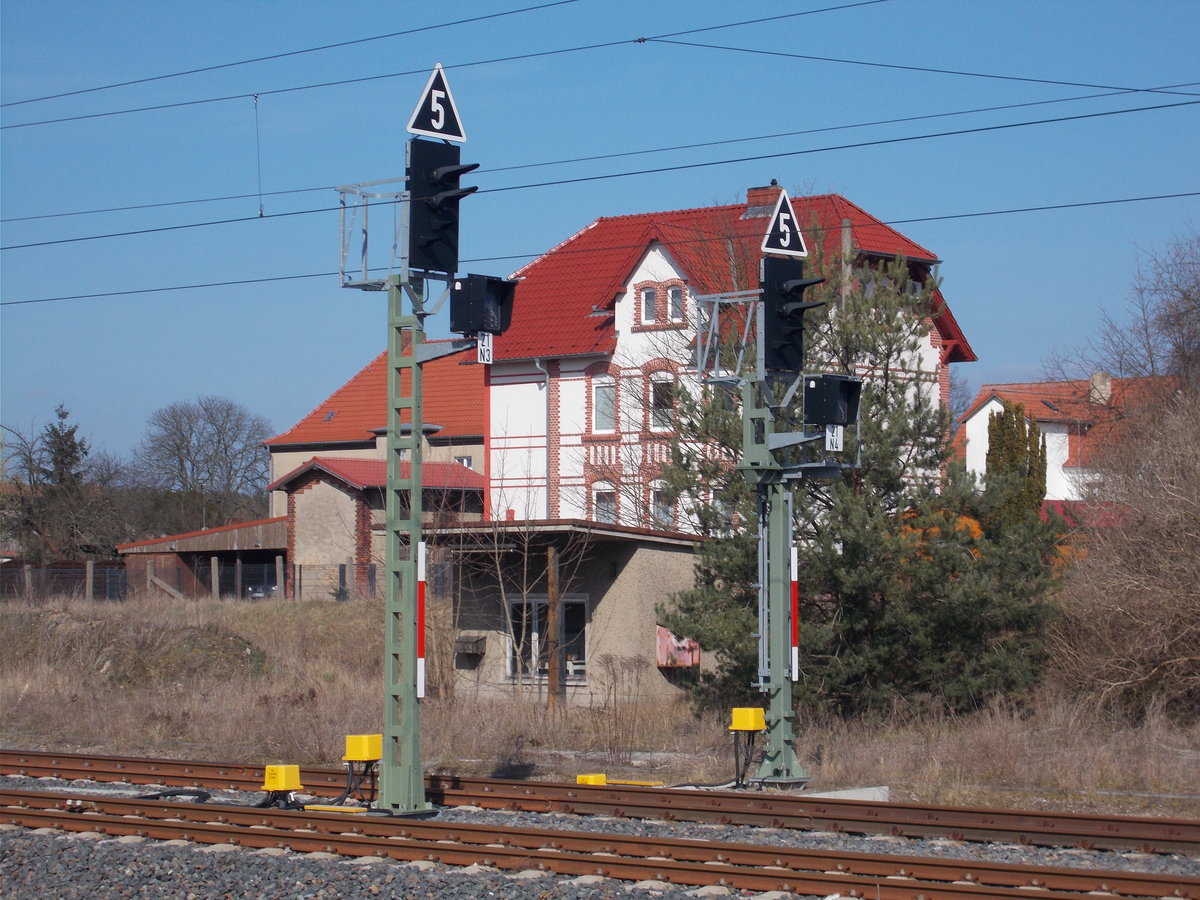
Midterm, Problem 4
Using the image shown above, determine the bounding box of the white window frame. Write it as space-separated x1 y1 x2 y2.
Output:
593 481 617 524
640 286 657 324
507 595 588 681
650 482 674 530
593 375 616 433
668 285 685 322
650 377 675 432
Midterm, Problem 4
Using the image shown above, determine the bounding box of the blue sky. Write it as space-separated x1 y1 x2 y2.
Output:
2 0 1197 457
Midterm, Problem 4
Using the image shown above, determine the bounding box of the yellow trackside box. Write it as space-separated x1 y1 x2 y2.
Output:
729 707 766 732
262 765 303 792
343 733 383 762
576 773 607 785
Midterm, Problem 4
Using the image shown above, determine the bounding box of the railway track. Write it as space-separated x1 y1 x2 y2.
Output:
3 787 1196 899
4 748 1198 854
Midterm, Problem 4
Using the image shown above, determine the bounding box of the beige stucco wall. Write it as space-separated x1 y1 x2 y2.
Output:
291 479 360 601
443 539 697 707
269 446 381 517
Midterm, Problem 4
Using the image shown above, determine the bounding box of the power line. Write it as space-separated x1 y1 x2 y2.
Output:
0 1 583 108
482 99 1200 195
647 38 1200 97
4 190 1196 307
1 185 335 224
1 3 890 131
484 81 1200 174
7 79 1198 226
6 95 1195 251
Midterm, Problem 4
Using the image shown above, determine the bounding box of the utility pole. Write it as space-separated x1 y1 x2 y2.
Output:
379 273 430 812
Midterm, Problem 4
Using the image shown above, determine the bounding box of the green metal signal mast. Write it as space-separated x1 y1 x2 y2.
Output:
696 188 862 784
336 64 512 814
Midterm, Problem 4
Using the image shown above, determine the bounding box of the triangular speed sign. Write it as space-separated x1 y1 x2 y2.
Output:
761 189 808 257
407 63 466 142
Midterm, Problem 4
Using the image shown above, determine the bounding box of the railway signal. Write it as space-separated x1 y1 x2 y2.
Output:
406 138 478 275
760 255 824 373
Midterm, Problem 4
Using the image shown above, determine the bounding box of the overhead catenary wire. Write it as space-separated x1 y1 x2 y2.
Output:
4 97 1197 252
644 38 1200 97
9 79 1198 226
0 0 585 108
4 190 1196 307
0 2 892 131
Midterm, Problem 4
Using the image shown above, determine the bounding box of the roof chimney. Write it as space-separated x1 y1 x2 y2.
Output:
744 180 783 217
1088 371 1112 404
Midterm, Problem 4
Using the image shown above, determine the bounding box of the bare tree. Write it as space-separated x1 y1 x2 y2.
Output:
1048 230 1199 390
1045 231 1200 719
132 396 272 530
1047 394 1200 718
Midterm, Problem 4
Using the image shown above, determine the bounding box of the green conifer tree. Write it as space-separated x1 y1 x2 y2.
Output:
984 401 1047 533
660 239 1059 715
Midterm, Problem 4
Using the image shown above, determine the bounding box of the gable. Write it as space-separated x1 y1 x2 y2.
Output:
497 187 972 363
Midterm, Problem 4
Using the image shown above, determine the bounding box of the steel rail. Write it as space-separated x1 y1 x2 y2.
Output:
5 748 1198 854
427 775 1200 853
4 789 1194 899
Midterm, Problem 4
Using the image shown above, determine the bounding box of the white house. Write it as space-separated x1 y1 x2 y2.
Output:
957 372 1173 502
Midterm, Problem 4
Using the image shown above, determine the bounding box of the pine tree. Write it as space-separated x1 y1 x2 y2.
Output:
2 405 119 561
660 241 1059 715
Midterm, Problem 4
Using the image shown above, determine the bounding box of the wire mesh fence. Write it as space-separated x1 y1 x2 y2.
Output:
0 562 127 601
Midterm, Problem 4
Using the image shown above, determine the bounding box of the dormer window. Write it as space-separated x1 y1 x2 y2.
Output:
633 281 686 332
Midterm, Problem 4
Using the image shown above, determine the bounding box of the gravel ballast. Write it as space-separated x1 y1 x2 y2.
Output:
3 774 1197 899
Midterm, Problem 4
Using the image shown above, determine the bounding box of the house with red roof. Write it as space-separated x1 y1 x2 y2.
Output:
245 183 975 703
264 344 487 518
486 184 974 527
957 372 1176 502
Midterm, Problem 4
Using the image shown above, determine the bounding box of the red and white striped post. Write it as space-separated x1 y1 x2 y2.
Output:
416 540 427 699
790 546 800 682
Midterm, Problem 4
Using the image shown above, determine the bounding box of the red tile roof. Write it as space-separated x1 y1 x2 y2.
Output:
497 188 972 362
267 456 485 492
266 342 484 447
960 375 1177 468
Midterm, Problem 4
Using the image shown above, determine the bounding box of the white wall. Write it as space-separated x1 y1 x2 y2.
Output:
963 401 1080 502
488 365 549 519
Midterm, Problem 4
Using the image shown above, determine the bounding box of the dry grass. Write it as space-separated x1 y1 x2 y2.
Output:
2 596 1197 818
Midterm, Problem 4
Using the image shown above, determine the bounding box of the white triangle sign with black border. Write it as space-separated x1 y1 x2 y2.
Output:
407 63 466 142
761 189 808 258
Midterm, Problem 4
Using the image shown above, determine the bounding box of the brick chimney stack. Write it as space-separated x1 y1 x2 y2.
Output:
744 180 783 216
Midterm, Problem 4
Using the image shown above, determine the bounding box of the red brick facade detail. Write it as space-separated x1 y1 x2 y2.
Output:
546 359 562 518
631 279 688 334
